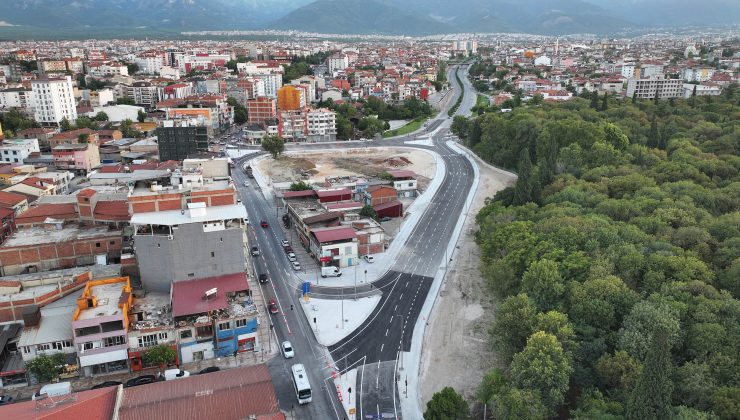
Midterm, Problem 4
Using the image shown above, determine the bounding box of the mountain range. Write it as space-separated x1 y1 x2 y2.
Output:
0 0 736 38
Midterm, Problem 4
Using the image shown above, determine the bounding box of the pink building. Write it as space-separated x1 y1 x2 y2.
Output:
52 143 101 175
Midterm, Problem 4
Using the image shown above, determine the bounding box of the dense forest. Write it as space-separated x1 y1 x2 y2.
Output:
448 89 739 419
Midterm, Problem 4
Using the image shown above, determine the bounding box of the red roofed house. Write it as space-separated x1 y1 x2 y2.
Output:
117 364 284 420
373 199 403 219
2 177 55 198
364 185 398 206
48 128 100 148
14 202 78 227
0 384 119 419
316 188 352 203
0 191 29 215
310 226 358 268
386 170 417 198
0 207 16 243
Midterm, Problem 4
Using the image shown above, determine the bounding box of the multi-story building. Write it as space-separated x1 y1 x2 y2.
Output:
246 96 277 126
278 110 306 142
0 138 40 164
134 52 165 75
37 60 67 74
119 81 160 108
51 143 101 175
126 292 178 373
130 202 248 293
309 226 358 268
72 276 133 376
87 62 129 78
328 54 349 75
682 67 716 82
172 273 259 362
156 121 209 161
31 76 78 126
277 85 306 111
253 73 282 98
626 75 683 99
683 83 722 98
0 87 35 114
159 83 193 100
305 108 337 142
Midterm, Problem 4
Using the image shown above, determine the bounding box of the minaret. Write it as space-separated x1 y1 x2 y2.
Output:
555 38 559 56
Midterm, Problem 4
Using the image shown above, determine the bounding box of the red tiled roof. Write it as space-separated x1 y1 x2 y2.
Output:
0 386 118 420
366 185 396 194
373 199 403 212
325 201 364 210
94 201 130 221
0 191 27 207
386 170 416 179
20 177 50 190
50 128 96 140
77 188 97 198
315 188 352 198
0 207 14 220
118 364 282 420
312 226 356 243
15 203 78 224
282 190 316 199
171 272 249 318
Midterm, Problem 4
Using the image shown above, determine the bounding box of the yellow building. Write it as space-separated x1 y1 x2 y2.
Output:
277 85 304 111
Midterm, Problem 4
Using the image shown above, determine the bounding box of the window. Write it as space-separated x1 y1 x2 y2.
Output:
235 318 247 328
110 241 115 245
158 332 168 341
37 343 51 352
211 251 215 257
138 334 158 348
103 336 125 347
82 342 95 350
95 242 101 247
218 322 231 331
180 329 192 340
187 273 195 277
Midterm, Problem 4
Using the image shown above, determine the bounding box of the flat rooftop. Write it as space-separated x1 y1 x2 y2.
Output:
0 265 122 303
2 224 122 248
129 179 232 197
77 282 126 320
130 203 247 227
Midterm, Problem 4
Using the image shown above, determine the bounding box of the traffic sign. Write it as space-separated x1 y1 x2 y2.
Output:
302 281 311 295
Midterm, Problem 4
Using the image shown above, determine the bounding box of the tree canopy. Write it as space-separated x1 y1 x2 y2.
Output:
261 135 285 159
464 86 740 418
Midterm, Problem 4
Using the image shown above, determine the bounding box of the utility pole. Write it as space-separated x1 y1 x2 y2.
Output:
341 287 344 329
354 264 357 300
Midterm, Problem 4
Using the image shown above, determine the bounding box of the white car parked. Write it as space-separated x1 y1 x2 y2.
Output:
364 255 375 263
291 261 301 271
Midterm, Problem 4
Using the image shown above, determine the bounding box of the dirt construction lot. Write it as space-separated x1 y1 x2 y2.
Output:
419 151 517 406
255 148 436 191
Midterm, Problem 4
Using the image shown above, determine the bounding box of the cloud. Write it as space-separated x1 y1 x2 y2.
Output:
0 21 16 27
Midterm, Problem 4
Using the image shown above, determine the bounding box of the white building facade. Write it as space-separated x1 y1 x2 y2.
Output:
31 76 78 126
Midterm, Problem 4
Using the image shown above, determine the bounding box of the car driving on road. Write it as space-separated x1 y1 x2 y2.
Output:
251 246 260 256
282 341 295 358
260 220 269 228
268 298 279 314
258 273 268 283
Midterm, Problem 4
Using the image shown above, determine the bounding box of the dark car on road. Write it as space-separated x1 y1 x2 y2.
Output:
260 220 269 228
91 381 122 390
0 395 13 406
251 246 260 256
198 366 221 375
259 273 268 283
124 375 157 388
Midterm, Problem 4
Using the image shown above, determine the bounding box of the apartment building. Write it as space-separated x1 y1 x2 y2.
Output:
0 88 35 114
51 143 101 175
119 81 160 108
277 85 306 111
626 75 683 99
682 67 716 82
72 276 133 376
31 76 78 126
88 62 129 78
246 96 277 126
253 73 282 98
306 108 337 142
130 202 248 293
0 138 40 164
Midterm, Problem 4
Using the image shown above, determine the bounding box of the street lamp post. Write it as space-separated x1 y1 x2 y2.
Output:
341 287 344 329
364 269 367 285
354 264 357 300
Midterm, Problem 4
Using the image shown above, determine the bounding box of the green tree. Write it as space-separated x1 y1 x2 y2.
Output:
424 386 470 420
626 330 673 420
126 62 140 75
647 114 659 148
450 116 469 141
261 135 285 159
75 116 96 129
476 368 508 407
137 109 146 123
490 294 537 360
117 97 135 105
358 117 386 138
513 149 533 205
77 133 89 143
359 205 378 220
511 331 573 413
3 129 14 139
93 111 109 122
595 350 643 393
119 119 142 138
600 92 608 111
590 91 600 109
521 259 564 311
618 300 681 361
26 353 66 383
289 181 313 191
710 387 740 420
493 387 547 420
142 345 177 373
59 117 72 132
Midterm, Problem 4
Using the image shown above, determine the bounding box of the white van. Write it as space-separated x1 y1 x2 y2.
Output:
321 266 342 278
32 381 72 400
164 369 190 381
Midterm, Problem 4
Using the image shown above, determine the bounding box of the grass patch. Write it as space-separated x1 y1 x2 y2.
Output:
448 68 464 117
476 94 490 108
383 117 428 138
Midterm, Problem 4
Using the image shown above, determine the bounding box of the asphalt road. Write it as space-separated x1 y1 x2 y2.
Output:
231 64 476 419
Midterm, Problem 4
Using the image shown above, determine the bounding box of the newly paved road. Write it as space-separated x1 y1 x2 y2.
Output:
233 64 476 419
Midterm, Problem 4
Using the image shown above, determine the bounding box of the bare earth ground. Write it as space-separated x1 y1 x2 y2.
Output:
419 153 517 406
255 148 436 192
